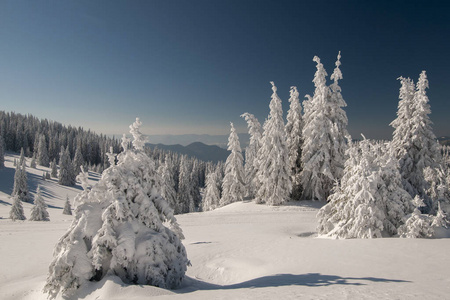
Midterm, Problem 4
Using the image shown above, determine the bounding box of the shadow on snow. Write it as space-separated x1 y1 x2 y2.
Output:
178 273 410 293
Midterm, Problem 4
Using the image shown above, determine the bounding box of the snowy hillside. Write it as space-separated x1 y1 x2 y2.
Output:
0 153 449 299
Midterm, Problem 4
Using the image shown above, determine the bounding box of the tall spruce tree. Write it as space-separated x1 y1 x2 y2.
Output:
285 86 303 199
37 134 50 167
241 113 263 199
50 158 58 178
202 170 221 211
12 159 29 203
58 146 75 186
73 144 84 176
328 51 349 181
220 122 245 206
391 71 442 210
45 119 188 298
177 155 194 214
0 134 5 168
300 56 336 201
159 154 177 211
255 82 292 205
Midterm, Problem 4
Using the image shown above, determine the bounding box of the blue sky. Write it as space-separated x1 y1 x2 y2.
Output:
0 0 449 140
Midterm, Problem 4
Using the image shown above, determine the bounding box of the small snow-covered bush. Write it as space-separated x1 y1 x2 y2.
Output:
399 198 449 238
62 195 72 215
45 118 189 298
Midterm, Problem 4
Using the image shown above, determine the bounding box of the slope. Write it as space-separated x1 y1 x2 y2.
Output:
0 153 449 299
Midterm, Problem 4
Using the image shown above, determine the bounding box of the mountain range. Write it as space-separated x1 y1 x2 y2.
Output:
146 142 230 163
147 133 250 148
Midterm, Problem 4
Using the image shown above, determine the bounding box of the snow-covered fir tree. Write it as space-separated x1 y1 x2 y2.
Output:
37 134 50 167
30 185 49 221
215 161 224 199
190 159 202 210
300 54 349 201
50 158 58 178
12 159 29 203
58 146 75 186
73 143 84 176
9 195 26 221
177 155 194 214
0 134 5 168
202 170 221 211
44 118 189 298
30 155 36 168
391 71 442 210
317 139 412 238
424 166 450 212
398 196 434 238
285 86 303 199
240 113 263 199
220 122 245 206
300 57 334 201
255 82 292 205
62 195 72 215
18 147 25 166
328 51 349 180
159 154 177 211
391 77 415 159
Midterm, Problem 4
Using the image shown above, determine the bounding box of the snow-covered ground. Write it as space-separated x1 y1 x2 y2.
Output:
0 153 449 299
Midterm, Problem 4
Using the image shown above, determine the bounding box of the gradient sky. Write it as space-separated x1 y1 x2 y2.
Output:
0 0 449 140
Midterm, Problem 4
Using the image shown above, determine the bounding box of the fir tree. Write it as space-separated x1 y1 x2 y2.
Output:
241 113 263 199
285 86 303 199
300 57 334 201
328 51 349 181
177 155 194 214
202 170 221 211
30 155 37 168
318 139 412 238
30 185 49 221
12 159 29 203
58 146 75 186
37 134 50 167
255 82 292 205
398 196 434 238
391 71 442 210
0 134 5 168
220 123 245 206
19 147 25 166
50 158 58 178
9 195 26 221
62 195 72 215
73 144 84 176
45 119 188 298
300 54 349 201
190 159 202 210
391 77 415 159
159 154 177 211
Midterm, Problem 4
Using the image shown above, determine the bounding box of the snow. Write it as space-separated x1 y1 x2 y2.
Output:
0 153 450 299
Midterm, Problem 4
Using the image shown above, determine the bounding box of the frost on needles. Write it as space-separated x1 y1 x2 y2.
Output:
44 118 189 298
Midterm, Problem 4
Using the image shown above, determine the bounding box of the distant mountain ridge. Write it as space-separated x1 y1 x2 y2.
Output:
146 142 230 163
438 136 450 146
147 133 250 148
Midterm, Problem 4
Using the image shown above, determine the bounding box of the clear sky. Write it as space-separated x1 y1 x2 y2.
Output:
0 0 449 140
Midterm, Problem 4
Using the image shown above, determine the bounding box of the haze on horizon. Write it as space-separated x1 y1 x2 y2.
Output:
0 0 449 141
